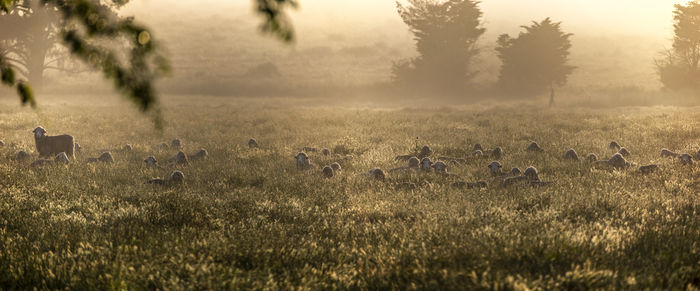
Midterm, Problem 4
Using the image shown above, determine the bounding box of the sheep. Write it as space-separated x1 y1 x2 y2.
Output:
563 149 580 161
418 145 433 159
488 161 503 176
295 152 314 170
585 153 598 163
32 152 70 167
510 167 522 176
608 153 632 169
526 142 544 152
431 161 449 174
679 153 694 165
452 181 487 189
33 126 74 160
248 138 259 149
171 139 183 150
330 162 342 172
503 175 530 186
189 149 208 161
638 164 659 175
322 166 334 178
472 143 484 152
147 170 185 186
486 147 504 159
472 150 484 158
15 150 30 162
98 152 114 163
408 157 420 168
123 144 133 152
158 142 169 150
617 147 631 158
74 143 82 153
661 148 679 158
420 157 433 172
322 148 330 156
368 168 386 181
609 141 621 150
523 166 540 181
144 156 158 168
169 151 189 165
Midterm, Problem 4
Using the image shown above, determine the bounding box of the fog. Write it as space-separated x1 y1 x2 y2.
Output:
6 0 696 103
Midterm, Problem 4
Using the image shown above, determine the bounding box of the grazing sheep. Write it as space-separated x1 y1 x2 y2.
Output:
679 154 694 165
432 161 448 173
33 126 74 160
418 145 433 159
661 148 679 158
248 138 259 148
15 150 30 162
322 148 330 156
295 152 314 170
608 153 631 169
452 181 487 189
147 170 185 186
420 157 433 171
585 153 598 163
322 166 334 178
171 139 182 150
144 156 158 168
169 151 189 165
488 161 503 176
368 168 386 181
472 144 484 152
609 141 621 150
330 162 342 172
74 143 82 153
472 150 484 158
510 167 522 176
98 152 114 163
563 149 580 161
189 149 208 161
618 147 631 157
54 152 70 165
487 147 504 159
526 142 544 152
638 164 659 175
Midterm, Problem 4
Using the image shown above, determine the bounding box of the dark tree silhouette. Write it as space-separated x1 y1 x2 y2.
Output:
656 1 700 90
392 0 485 96
495 18 574 100
0 0 296 124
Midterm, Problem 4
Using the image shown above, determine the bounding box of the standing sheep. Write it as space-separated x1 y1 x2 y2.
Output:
33 126 75 159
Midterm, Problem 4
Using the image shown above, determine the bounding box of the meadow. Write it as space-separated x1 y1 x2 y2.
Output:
0 95 698 289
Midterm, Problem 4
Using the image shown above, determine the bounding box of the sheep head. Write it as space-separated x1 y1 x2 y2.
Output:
33 126 47 138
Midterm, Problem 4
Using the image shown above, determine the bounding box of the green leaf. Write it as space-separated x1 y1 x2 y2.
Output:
1 66 14 85
17 82 36 108
0 0 13 13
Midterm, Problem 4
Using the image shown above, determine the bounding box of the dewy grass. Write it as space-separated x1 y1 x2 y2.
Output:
0 97 698 289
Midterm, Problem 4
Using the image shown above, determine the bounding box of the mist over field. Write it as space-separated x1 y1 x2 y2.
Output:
1 0 699 289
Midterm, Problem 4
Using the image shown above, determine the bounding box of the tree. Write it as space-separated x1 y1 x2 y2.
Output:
393 0 485 96
495 18 574 100
0 0 297 125
656 1 700 90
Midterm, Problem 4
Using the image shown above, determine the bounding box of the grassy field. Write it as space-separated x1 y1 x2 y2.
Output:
0 95 698 289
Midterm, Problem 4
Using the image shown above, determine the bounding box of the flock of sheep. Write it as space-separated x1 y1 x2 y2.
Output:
1 127 698 190
288 138 699 190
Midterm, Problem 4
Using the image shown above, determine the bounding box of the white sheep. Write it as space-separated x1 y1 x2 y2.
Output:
585 153 598 163
509 167 522 176
488 161 503 176
472 144 484 152
321 166 334 178
638 164 659 175
98 152 114 163
526 142 544 152
33 126 74 160
330 162 342 172
472 150 484 158
295 152 314 170
171 139 183 150
563 149 580 161
169 151 189 165
418 145 433 159
608 153 632 169
15 150 30 162
147 170 185 186
486 147 504 159
389 157 420 173
609 141 621 150
189 149 208 161
144 156 158 168
248 138 260 149
617 147 631 158
420 157 433 172
368 168 386 181
432 161 448 173
679 154 694 165
661 148 679 158
523 166 539 181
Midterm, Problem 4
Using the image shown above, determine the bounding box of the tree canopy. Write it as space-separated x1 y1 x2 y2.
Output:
392 0 485 96
495 18 574 98
656 1 700 90
0 0 297 126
